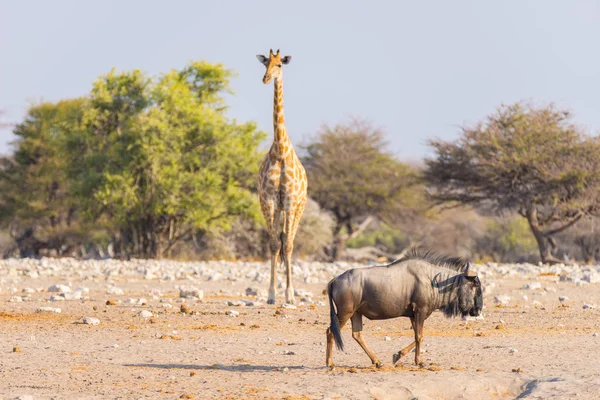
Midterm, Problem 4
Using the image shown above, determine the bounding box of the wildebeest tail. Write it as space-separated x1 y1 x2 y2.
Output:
327 279 344 351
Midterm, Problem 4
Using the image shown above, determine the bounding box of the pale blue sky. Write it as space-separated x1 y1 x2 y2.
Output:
1 1 599 161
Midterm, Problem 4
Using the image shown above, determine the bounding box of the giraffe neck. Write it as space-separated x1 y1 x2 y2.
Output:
273 76 291 155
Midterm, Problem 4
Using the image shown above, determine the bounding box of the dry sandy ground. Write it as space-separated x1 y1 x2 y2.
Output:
1 260 600 400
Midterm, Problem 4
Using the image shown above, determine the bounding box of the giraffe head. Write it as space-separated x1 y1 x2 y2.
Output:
256 49 291 84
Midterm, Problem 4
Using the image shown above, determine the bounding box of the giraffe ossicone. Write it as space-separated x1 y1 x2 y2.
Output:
255 49 308 305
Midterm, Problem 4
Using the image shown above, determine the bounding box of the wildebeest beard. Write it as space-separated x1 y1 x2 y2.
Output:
439 275 475 318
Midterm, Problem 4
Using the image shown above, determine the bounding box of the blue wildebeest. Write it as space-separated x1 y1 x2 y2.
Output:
326 249 483 368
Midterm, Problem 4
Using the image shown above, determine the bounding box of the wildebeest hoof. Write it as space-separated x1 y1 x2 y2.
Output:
267 299 275 305
392 353 401 365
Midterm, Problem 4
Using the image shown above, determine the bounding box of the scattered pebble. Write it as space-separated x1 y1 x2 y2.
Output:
559 296 569 302
139 310 153 319
179 287 203 300
49 295 65 302
106 299 117 306
522 282 542 290
82 317 101 325
281 304 296 309
226 310 239 317
37 307 61 313
583 304 595 310
13 346 21 353
509 348 518 354
494 295 511 306
48 284 71 293
384 336 392 341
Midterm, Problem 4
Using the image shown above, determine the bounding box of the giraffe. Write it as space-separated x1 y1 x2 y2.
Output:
256 49 308 304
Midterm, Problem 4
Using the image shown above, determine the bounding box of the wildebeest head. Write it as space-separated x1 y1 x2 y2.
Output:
442 262 483 318
463 262 483 317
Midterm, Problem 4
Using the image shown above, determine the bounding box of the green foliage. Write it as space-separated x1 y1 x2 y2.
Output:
0 61 265 259
479 216 538 261
64 62 265 257
347 222 406 251
0 99 88 256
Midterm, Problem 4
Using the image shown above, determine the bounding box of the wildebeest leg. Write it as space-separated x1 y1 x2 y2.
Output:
393 317 416 365
351 313 382 368
326 313 351 369
413 310 425 366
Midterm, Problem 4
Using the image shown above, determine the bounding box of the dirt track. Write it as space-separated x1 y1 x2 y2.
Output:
1 259 600 399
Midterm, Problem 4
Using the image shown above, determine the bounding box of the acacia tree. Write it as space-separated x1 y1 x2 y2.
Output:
302 119 415 261
425 103 600 264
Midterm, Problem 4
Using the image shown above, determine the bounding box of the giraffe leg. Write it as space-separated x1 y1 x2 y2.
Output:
283 201 306 304
264 204 282 305
283 210 295 304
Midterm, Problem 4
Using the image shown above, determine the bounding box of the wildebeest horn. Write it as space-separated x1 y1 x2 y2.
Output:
464 261 477 278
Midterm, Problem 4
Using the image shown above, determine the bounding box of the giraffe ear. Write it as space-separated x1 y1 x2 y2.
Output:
256 55 268 66
281 56 292 65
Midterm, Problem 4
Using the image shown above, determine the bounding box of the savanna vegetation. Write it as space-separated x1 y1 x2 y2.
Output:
2 63 599 264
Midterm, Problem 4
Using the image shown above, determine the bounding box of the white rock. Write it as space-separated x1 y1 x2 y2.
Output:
294 289 313 297
9 296 23 303
384 336 392 341
139 310 153 318
227 300 244 307
226 310 239 317
82 317 101 325
208 272 223 281
107 286 124 295
509 348 518 354
179 287 203 299
37 307 61 313
62 292 82 301
22 288 35 293
48 284 71 293
558 296 569 302
162 303 173 309
522 282 542 290
49 295 65 302
137 298 147 305
281 303 297 309
494 295 511 306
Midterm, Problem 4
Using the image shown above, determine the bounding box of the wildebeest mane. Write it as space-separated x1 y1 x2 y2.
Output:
389 247 469 273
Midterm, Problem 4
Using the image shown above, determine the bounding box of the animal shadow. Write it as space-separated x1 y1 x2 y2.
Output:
124 363 307 372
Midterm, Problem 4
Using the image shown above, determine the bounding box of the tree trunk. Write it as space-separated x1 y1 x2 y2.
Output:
525 206 560 264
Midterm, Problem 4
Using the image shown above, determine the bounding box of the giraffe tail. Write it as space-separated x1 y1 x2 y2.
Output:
279 231 287 269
